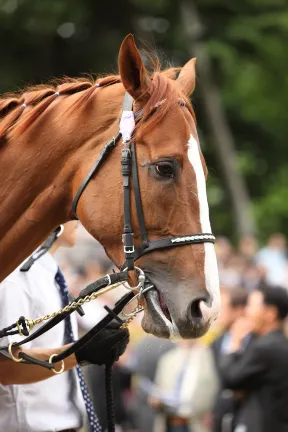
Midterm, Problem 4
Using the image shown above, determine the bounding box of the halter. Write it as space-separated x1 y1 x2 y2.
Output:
72 92 215 272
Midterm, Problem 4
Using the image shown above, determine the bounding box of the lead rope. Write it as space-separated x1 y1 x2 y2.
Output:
105 364 116 432
105 299 143 432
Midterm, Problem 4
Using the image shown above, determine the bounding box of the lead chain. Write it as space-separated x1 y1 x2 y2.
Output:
22 282 124 333
120 302 143 329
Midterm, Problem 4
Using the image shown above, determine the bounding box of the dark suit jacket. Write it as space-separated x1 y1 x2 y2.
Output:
211 333 239 432
220 329 288 432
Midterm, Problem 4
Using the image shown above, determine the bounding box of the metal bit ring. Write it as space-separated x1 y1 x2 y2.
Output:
122 266 145 291
120 284 154 318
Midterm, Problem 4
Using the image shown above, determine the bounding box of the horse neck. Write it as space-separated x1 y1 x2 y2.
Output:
0 85 123 282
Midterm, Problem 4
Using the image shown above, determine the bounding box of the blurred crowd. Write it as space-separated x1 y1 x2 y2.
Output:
56 226 288 432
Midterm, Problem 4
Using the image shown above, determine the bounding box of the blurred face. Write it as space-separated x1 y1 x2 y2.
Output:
57 221 78 248
217 291 245 331
245 291 265 334
239 235 258 258
227 255 247 272
268 234 286 250
215 238 233 264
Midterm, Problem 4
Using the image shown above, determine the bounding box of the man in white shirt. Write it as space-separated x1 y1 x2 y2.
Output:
0 222 129 432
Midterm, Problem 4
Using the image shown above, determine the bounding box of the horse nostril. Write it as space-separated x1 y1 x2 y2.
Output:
190 299 203 319
189 295 212 321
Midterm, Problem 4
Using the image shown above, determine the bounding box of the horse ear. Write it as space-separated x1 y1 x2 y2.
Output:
177 58 196 96
119 34 148 99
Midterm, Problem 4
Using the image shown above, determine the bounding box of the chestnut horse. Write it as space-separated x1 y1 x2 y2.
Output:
0 35 220 339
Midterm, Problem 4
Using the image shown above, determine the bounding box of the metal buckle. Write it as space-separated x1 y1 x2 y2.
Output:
55 225 64 238
121 147 131 157
105 274 112 285
124 245 135 254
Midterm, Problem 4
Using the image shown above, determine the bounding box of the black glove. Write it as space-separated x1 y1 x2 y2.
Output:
75 320 129 366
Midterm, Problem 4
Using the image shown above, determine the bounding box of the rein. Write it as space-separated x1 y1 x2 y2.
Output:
0 90 216 432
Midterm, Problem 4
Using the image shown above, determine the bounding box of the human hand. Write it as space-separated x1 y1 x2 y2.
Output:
148 395 162 409
229 316 251 352
75 320 129 366
201 413 213 429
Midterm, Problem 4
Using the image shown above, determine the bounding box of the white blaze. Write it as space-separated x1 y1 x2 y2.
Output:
187 135 221 320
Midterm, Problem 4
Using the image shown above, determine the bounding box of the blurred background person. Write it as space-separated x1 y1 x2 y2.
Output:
220 286 288 432
129 335 175 432
210 287 249 432
256 233 288 288
149 339 219 432
238 235 258 263
219 254 248 289
215 237 234 272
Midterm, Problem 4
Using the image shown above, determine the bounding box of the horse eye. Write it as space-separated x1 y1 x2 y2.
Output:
155 161 175 178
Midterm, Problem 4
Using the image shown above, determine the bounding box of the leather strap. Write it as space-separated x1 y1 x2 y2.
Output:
52 291 134 363
72 133 121 219
121 145 134 270
134 234 215 261
58 429 78 432
122 92 134 112
0 271 128 357
19 352 55 369
131 142 148 247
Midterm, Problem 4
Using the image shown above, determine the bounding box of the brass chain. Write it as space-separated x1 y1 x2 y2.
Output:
120 302 143 329
23 282 124 333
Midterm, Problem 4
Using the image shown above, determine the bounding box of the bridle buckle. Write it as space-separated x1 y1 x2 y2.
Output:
124 245 135 254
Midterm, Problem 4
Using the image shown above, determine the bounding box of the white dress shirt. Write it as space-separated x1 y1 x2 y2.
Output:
0 253 85 432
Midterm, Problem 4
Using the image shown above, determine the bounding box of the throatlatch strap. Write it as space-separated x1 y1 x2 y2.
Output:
72 133 121 219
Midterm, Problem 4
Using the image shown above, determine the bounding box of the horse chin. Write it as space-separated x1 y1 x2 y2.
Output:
141 287 176 339
142 286 211 340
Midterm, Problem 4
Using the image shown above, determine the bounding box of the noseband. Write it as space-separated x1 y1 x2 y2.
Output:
72 92 215 272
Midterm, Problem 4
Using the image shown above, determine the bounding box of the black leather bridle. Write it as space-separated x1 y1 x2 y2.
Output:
72 92 215 272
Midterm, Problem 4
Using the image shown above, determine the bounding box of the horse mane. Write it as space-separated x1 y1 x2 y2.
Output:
0 60 195 143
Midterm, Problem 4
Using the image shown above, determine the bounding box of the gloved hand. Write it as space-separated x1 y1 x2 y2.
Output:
75 320 129 366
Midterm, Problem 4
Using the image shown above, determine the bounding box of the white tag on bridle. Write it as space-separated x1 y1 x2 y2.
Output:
120 110 135 143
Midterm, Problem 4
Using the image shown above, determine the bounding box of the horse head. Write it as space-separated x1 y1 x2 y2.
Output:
0 34 220 339
75 35 220 338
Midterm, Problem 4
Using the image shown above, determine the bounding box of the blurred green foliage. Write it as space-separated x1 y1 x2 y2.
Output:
0 0 287 240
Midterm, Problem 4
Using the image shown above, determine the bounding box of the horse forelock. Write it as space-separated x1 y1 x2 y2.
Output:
134 70 195 139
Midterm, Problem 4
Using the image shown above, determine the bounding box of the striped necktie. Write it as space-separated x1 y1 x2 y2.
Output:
55 268 102 432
